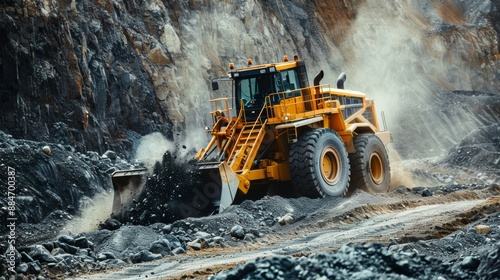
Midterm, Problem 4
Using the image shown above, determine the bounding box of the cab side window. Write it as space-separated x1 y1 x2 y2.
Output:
279 69 300 97
238 78 255 104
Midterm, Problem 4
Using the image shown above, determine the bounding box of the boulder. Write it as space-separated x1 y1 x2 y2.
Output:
230 225 245 239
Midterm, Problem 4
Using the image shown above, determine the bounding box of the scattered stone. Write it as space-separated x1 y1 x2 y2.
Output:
163 234 183 250
278 213 294 225
105 166 119 174
194 231 212 240
421 188 433 197
20 251 34 263
100 218 122 230
230 225 245 239
394 185 409 194
149 239 172 256
200 240 210 249
243 233 255 242
87 151 100 163
130 250 162 263
15 263 29 274
172 247 186 255
51 247 66 256
474 225 491 235
212 236 225 244
28 262 42 274
102 150 117 160
25 245 57 263
53 241 78 255
460 256 480 269
162 224 173 234
104 258 127 268
187 240 202 251
97 252 117 261
42 242 54 252
74 236 92 249
58 234 75 245
42 145 52 155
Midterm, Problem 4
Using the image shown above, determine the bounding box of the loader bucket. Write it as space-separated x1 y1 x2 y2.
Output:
218 162 240 212
111 168 147 216
196 161 242 213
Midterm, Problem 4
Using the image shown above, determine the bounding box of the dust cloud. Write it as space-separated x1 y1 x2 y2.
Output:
155 1 301 155
345 2 433 120
344 0 476 159
387 143 414 190
134 132 175 172
62 133 177 234
63 192 114 233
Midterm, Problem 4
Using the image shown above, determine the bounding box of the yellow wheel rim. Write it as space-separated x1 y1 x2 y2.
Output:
369 152 384 184
321 147 341 185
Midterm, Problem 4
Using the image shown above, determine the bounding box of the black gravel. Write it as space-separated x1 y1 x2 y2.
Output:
441 123 500 172
0 131 118 235
114 151 219 225
209 242 500 280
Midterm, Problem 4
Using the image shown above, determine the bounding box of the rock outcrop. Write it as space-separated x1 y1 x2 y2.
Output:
0 0 498 156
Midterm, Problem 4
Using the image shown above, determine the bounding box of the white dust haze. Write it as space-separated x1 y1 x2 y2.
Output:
63 192 114 233
134 132 175 172
344 0 479 158
342 0 476 188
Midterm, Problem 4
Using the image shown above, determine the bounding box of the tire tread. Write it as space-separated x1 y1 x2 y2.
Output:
289 129 350 198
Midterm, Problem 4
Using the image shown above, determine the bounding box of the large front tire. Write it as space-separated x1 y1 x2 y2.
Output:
289 129 350 198
349 134 391 193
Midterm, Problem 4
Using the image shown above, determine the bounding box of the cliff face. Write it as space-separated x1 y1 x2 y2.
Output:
0 0 498 157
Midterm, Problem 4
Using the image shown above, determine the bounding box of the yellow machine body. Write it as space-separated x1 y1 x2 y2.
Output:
196 56 391 211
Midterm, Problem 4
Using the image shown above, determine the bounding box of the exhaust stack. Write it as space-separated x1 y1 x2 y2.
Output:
314 70 324 86
337 73 346 89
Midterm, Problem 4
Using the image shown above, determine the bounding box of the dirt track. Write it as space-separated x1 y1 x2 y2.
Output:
73 180 500 280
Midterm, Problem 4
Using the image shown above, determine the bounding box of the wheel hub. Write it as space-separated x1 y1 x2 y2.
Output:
369 152 384 184
321 147 341 185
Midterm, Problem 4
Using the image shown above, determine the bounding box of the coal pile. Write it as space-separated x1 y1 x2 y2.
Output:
442 123 500 172
392 90 500 160
209 242 499 280
0 216 236 277
115 152 219 225
390 214 500 278
0 226 179 279
0 131 129 236
0 234 128 277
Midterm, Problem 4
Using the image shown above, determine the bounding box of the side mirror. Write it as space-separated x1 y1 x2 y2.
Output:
212 81 219 91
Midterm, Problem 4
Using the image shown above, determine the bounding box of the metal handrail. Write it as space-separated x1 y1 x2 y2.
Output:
264 84 368 123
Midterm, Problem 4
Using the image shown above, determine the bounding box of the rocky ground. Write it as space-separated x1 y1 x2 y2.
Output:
0 91 498 279
0 120 499 279
0 93 498 279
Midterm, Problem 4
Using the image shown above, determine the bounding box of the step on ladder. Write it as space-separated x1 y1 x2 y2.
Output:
228 121 267 172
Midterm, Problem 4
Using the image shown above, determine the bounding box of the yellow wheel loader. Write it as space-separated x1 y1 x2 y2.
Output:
111 55 391 219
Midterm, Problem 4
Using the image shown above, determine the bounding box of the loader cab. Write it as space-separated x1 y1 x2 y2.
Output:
234 72 274 121
231 60 309 122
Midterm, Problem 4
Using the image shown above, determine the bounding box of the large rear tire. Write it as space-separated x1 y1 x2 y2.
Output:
289 129 350 198
349 134 391 193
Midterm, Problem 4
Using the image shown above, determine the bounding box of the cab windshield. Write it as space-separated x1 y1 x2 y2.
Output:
235 68 300 109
